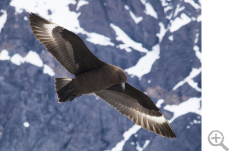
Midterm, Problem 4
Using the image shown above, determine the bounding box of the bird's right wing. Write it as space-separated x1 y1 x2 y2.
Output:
29 13 105 75
94 82 176 138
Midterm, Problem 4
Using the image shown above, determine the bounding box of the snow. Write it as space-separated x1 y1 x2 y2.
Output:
24 16 28 21
194 33 199 44
129 11 143 24
193 32 201 61
174 5 185 17
11 54 24 65
136 140 150 151
76 0 89 11
140 0 158 19
0 49 10 60
43 64 55 76
193 45 201 61
110 24 148 53
164 6 172 13
24 51 44 67
111 124 141 151
2 49 55 76
144 3 158 19
125 5 143 24
164 97 201 123
197 15 201 22
170 13 191 32
160 0 173 19
168 35 173 41
86 32 114 46
184 0 201 9
156 99 164 108
125 44 160 79
11 51 44 67
0 9 7 34
156 22 167 43
10 0 114 47
173 67 201 92
160 0 169 7
23 122 30 127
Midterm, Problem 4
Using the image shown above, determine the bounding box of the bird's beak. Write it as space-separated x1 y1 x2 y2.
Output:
121 82 125 91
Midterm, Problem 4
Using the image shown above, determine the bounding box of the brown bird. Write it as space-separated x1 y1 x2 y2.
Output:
29 13 176 138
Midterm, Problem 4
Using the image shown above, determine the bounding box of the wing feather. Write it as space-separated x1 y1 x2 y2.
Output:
29 13 105 75
94 82 176 138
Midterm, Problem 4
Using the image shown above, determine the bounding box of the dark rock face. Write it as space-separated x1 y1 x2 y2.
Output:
0 0 201 150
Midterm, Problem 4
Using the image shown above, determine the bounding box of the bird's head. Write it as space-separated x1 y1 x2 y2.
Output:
115 68 127 91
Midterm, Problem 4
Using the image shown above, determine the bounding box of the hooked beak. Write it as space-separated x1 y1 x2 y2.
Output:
121 82 125 91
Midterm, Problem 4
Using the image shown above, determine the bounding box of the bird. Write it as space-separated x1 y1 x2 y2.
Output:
29 13 176 138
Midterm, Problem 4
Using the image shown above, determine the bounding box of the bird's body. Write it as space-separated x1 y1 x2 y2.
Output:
57 64 127 99
29 13 176 138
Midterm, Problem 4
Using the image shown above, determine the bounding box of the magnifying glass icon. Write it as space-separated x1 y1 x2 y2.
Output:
208 130 229 151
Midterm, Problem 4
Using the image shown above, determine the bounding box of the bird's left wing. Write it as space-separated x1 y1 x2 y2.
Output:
94 82 176 138
29 13 105 76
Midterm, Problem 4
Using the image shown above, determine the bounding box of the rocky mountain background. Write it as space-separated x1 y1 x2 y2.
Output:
0 0 201 150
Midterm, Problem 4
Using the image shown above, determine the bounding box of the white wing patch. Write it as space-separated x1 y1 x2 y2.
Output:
135 110 166 124
44 23 58 37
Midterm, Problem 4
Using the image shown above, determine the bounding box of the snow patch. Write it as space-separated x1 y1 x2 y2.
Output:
197 15 201 22
125 44 160 79
0 9 7 34
76 0 89 11
156 22 167 43
164 97 201 123
10 0 114 47
111 125 141 151
194 33 199 44
86 32 114 46
156 99 164 108
43 64 55 76
136 140 150 151
170 13 191 32
193 45 201 61
1 49 55 76
23 122 30 127
168 35 173 41
110 24 148 53
0 49 10 60
25 51 44 67
24 16 28 21
140 0 158 19
144 3 158 19
174 5 185 17
160 0 173 19
125 5 143 24
11 54 24 65
11 51 44 67
173 67 201 92
164 6 172 13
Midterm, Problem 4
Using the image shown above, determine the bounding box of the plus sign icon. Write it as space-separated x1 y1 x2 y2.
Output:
208 130 229 151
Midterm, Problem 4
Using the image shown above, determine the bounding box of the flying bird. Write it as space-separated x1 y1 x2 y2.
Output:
29 13 176 138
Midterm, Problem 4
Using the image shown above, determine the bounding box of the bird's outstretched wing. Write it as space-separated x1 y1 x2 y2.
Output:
94 82 176 138
29 13 105 75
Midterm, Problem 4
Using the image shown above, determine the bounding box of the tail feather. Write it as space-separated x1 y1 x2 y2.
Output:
55 78 72 92
54 78 79 103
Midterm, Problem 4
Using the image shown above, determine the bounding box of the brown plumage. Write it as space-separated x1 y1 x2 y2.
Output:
29 13 176 138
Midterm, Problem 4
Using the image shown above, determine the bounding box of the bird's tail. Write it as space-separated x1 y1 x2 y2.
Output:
54 78 80 103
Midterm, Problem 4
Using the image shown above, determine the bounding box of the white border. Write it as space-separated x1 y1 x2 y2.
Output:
203 0 229 150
